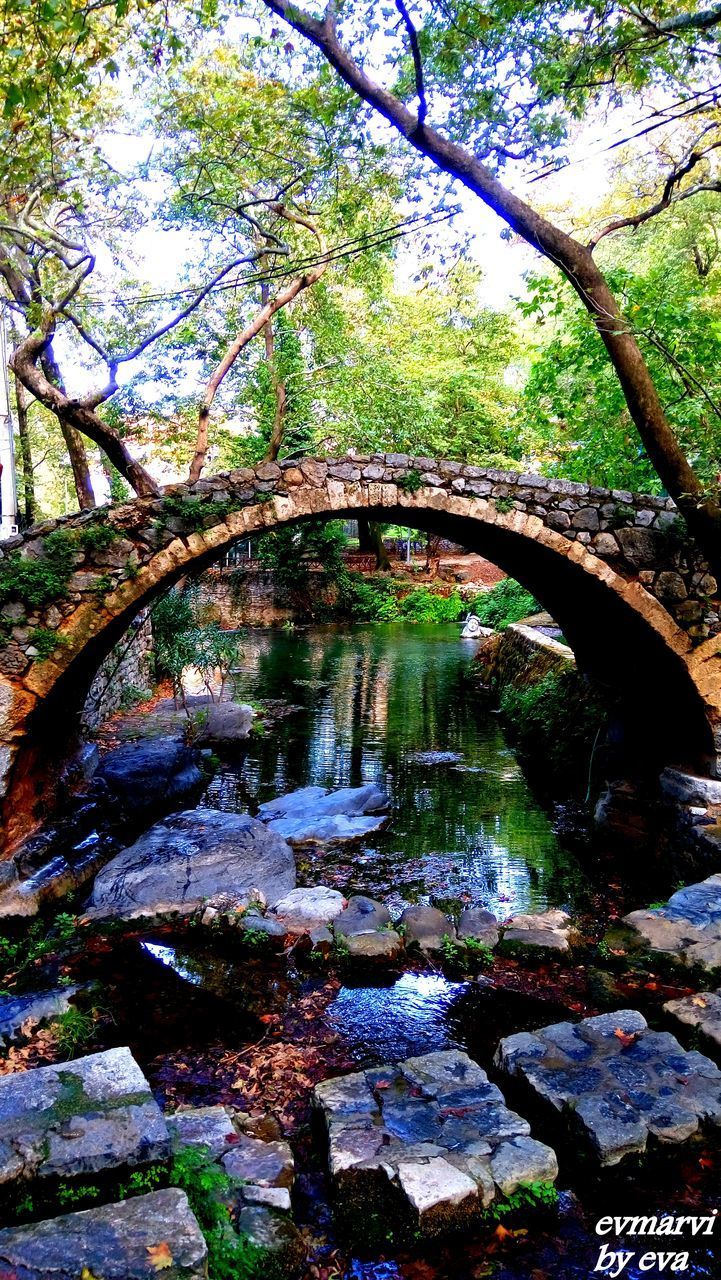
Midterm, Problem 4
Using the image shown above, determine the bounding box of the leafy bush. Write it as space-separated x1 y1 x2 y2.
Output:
170 1145 265 1280
153 588 243 702
0 530 77 609
399 587 464 623
29 627 67 661
498 667 606 791
473 578 539 630
77 521 120 552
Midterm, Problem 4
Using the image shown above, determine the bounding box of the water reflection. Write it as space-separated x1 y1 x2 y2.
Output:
202 623 586 916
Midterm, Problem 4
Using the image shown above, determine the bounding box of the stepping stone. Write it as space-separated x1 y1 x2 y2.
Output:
314 1049 557 1239
344 931 404 962
624 874 721 972
0 1046 169 1188
495 1009 721 1166
335 894 391 936
0 1188 206 1279
664 989 721 1053
400 904 455 954
271 886 346 933
502 909 571 953
221 1133 295 1188
458 908 499 949
235 1203 306 1274
167 1105 239 1158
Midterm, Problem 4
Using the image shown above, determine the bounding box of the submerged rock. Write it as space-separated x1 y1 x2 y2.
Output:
0 1189 207 1279
258 783 388 844
234 1203 305 1276
0 1046 169 1189
496 1009 721 1166
408 750 464 766
86 809 296 921
314 1049 557 1240
94 737 204 818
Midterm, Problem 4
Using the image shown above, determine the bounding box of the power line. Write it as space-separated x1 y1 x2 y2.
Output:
73 206 462 312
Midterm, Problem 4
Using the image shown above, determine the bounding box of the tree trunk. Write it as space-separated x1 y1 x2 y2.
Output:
190 222 327 484
40 342 96 510
358 516 391 570
14 374 35 526
10 328 160 499
262 295 289 462
261 0 721 578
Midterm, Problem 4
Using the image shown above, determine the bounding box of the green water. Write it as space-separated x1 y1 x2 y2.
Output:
201 623 586 916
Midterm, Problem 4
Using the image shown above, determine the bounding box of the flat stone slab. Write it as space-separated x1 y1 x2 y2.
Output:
221 1133 294 1188
258 784 388 844
664 989 721 1053
167 1105 240 1158
0 1046 169 1188
87 808 296 921
624 874 721 972
344 930 404 962
314 1049 557 1238
496 1009 721 1166
0 1188 206 1278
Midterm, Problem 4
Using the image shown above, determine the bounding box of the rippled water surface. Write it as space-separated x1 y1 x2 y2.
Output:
201 622 587 916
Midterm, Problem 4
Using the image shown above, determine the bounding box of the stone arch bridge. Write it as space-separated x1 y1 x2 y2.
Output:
1 453 720 853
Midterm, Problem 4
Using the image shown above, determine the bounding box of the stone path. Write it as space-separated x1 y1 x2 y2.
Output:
0 1046 169 1189
496 1009 721 1165
0 1189 207 1279
314 1049 558 1238
623 874 721 973
664 988 721 1052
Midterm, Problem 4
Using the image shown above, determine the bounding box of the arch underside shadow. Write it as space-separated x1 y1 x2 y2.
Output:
3 496 718 851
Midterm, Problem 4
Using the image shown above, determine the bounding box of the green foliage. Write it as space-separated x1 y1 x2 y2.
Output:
495 495 515 514
241 927 271 951
170 1145 266 1280
77 521 120 552
498 668 606 792
0 912 77 990
161 494 227 531
152 587 243 698
118 1165 165 1200
51 1007 96 1058
0 529 76 609
399 587 464 623
29 627 67 661
464 937 495 967
473 579 539 630
57 1181 101 1208
397 469 423 493
490 1180 559 1220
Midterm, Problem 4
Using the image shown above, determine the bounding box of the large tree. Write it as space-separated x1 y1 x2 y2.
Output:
257 0 721 577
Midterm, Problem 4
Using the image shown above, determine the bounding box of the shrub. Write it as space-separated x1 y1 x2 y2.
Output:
498 667 606 791
399 587 464 623
170 1145 266 1280
473 578 539 630
0 529 77 609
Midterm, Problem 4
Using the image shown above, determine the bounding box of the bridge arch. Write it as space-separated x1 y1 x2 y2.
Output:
1 456 719 852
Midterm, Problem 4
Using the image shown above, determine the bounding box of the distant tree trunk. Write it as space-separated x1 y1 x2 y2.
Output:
262 285 288 463
358 516 391 570
40 340 96 510
14 374 35 526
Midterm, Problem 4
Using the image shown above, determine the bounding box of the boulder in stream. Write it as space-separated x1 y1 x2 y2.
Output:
94 737 204 819
258 783 388 844
400 904 455 955
87 809 296 922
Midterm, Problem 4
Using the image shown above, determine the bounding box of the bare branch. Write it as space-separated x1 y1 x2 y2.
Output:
394 0 428 125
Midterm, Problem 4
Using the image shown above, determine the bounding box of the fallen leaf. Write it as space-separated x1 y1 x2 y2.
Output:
692 995 709 1007
614 1027 639 1048
146 1242 173 1271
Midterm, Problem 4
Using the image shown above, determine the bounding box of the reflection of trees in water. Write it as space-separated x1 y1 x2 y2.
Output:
227 625 586 913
